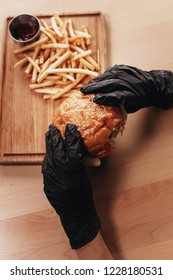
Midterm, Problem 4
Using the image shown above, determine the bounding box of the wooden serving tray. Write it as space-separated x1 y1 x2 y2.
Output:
0 12 107 164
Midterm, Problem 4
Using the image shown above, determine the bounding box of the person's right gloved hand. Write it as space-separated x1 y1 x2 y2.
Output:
81 64 173 113
42 124 100 249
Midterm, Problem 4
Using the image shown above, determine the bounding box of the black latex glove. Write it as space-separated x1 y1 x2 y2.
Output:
81 64 173 113
42 124 100 249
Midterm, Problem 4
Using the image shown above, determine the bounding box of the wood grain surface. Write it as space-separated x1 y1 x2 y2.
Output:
1 0 173 260
0 12 107 164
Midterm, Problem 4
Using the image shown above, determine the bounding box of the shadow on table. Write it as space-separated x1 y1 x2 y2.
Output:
87 107 164 259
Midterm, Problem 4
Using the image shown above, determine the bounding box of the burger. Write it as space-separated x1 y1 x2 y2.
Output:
53 91 127 165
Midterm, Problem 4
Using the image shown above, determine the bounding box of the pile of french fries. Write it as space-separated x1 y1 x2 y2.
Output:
13 14 100 100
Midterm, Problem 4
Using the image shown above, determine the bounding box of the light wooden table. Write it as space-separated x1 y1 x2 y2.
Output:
1 0 173 260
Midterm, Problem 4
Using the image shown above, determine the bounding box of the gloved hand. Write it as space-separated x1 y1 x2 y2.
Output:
42 124 100 249
81 64 173 113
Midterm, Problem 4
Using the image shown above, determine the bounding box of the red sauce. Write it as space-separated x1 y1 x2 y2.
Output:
14 23 38 41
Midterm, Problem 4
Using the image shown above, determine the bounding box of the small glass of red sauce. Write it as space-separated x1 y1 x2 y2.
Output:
8 14 40 46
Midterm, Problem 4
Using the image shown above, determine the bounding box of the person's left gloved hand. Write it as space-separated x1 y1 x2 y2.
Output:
42 124 100 249
81 64 173 113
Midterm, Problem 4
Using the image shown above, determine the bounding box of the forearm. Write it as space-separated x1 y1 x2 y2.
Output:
75 232 113 260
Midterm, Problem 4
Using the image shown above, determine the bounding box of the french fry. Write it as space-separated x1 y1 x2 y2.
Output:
75 30 91 39
41 18 49 28
43 90 77 100
61 21 69 45
70 44 84 53
51 74 85 100
71 44 100 70
51 16 63 38
62 61 67 83
46 67 99 77
76 59 83 78
43 48 51 61
68 34 91 43
40 58 51 73
72 49 92 61
25 46 40 74
85 55 100 71
29 79 57 89
80 57 95 71
80 38 86 50
34 87 61 94
39 51 44 64
40 26 57 43
58 73 75 82
68 18 75 37
45 75 62 80
40 43 69 49
50 49 55 58
31 59 39 83
43 94 55 100
45 27 56 36
54 14 63 27
82 25 91 45
13 36 48 54
71 59 77 69
14 57 29 68
25 56 41 73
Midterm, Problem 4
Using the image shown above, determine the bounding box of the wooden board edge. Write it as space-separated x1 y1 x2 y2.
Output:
6 11 104 20
0 19 9 157
97 12 108 71
0 154 44 165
